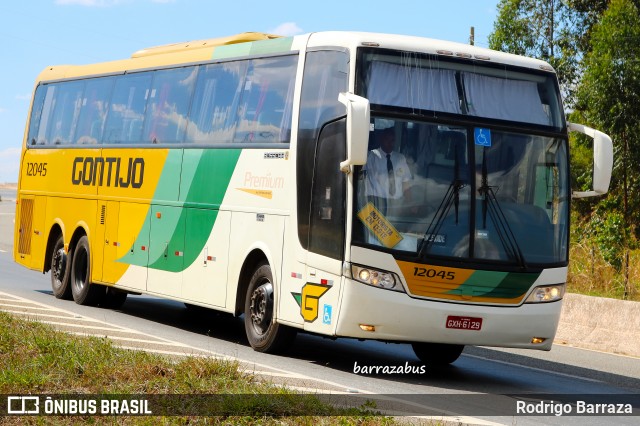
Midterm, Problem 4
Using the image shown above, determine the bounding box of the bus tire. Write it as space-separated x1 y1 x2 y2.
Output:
50 235 72 300
70 235 104 306
244 262 296 353
411 342 464 365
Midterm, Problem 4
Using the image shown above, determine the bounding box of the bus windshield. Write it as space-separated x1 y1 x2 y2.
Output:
357 48 564 129
353 50 569 267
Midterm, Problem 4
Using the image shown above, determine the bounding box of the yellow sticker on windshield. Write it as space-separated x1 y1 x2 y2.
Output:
357 202 403 248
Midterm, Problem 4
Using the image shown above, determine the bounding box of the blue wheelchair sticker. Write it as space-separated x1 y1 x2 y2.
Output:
475 128 492 147
323 304 332 325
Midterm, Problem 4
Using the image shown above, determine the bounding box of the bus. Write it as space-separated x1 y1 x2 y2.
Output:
14 31 613 364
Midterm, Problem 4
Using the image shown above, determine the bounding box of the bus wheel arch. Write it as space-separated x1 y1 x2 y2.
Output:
234 249 270 316
237 251 296 353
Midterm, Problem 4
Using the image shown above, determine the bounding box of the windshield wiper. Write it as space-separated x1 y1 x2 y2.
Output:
418 145 465 257
477 149 527 268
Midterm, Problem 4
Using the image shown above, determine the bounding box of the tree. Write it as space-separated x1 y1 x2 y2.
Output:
488 0 640 107
488 0 582 106
574 0 640 297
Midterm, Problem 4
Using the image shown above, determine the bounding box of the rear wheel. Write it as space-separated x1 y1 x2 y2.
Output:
244 262 296 353
50 235 72 300
70 236 104 306
411 342 464 365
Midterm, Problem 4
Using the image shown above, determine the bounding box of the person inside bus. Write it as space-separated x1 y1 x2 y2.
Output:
363 122 412 215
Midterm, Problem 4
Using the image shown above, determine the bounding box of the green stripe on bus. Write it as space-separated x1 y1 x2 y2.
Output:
212 37 293 60
479 272 540 299
146 149 241 272
120 149 241 272
445 270 540 298
445 270 507 297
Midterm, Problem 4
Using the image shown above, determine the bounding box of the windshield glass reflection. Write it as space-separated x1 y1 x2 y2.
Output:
353 117 569 266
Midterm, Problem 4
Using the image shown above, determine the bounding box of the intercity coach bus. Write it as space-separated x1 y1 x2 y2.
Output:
14 31 612 364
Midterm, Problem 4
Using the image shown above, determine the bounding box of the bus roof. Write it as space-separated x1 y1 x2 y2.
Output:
130 32 282 58
306 31 555 72
34 31 556 83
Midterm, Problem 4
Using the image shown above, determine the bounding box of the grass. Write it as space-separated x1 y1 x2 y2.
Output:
0 311 398 425
567 244 640 301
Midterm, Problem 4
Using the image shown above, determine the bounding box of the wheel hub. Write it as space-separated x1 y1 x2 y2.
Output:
249 282 273 334
52 249 66 282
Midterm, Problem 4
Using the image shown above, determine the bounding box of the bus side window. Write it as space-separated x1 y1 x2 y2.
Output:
103 74 152 144
233 56 297 144
143 67 196 144
48 81 84 145
184 61 248 144
74 77 114 145
27 85 49 146
297 50 348 251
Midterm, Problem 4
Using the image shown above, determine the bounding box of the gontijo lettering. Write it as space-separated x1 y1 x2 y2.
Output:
71 157 145 188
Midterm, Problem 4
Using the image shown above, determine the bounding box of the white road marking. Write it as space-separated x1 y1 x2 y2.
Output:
0 290 498 423
464 353 602 383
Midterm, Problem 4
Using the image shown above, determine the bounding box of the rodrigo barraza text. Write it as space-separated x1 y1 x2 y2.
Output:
516 400 632 416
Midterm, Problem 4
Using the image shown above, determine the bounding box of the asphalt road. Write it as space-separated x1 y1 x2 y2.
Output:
0 189 638 424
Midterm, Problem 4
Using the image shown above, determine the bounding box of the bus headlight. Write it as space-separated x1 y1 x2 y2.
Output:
525 284 565 303
351 265 404 292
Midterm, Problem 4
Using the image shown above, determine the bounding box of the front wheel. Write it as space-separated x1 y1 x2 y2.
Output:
244 262 296 353
50 235 72 300
70 236 104 306
411 342 464 365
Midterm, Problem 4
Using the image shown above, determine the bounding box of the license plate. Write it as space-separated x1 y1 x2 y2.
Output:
446 316 482 331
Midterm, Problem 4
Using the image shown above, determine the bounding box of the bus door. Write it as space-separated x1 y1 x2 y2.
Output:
301 119 347 334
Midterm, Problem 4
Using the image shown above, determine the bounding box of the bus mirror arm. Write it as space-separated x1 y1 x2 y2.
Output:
568 122 613 198
338 92 370 174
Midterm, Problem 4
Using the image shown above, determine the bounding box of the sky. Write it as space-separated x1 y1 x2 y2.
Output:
0 0 498 183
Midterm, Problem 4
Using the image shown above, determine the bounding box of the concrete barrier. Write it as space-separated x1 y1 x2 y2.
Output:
555 293 640 358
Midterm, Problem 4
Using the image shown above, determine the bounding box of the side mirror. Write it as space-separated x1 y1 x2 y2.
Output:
338 92 370 173
568 122 613 198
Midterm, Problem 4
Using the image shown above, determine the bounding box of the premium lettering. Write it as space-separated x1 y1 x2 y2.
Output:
71 157 144 188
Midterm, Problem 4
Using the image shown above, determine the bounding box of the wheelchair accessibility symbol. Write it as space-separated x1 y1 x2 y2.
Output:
323 304 332 325
475 128 492 147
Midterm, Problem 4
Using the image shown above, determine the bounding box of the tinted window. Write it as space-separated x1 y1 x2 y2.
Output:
103 74 152 144
233 56 297 143
308 119 347 259
27 54 298 148
185 61 248 143
143 67 197 144
35 85 57 145
297 50 348 249
74 77 114 145
27 85 48 145
48 81 84 145
186 56 297 144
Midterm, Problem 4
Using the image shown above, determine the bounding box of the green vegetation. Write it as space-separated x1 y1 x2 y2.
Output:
0 312 394 425
568 242 640 301
490 0 640 300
